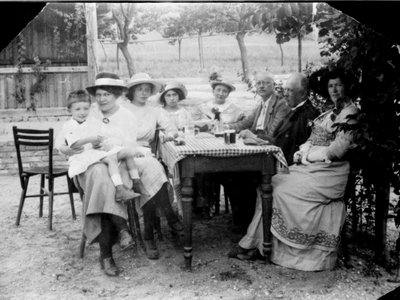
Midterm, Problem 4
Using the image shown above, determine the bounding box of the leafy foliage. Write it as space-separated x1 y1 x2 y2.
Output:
252 3 314 71
311 2 400 252
50 3 86 61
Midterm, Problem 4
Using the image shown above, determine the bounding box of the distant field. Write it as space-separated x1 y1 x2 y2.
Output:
97 32 323 80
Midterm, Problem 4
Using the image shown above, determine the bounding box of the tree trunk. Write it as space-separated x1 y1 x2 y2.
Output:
178 39 182 63
374 173 390 265
118 42 135 77
116 45 120 71
236 31 249 81
197 31 204 69
297 32 302 72
278 43 284 66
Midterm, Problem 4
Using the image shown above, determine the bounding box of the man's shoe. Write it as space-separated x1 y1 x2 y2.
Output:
227 245 248 258
115 185 140 202
100 257 119 276
119 229 134 250
144 239 159 260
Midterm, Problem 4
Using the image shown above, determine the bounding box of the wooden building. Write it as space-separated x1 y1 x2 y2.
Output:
0 3 90 113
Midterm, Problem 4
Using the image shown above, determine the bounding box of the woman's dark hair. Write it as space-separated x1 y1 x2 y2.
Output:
67 89 90 109
95 85 124 98
325 69 349 88
127 84 154 101
160 88 184 106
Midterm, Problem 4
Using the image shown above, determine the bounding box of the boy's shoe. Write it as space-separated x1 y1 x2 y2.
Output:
115 185 140 202
132 179 150 197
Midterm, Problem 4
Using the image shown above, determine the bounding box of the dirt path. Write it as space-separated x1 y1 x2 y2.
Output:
0 174 398 300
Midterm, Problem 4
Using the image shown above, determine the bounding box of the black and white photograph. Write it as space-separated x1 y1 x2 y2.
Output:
1 1 400 299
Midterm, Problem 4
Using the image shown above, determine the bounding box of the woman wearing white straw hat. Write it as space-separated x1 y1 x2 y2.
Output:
58 72 183 275
192 74 245 129
192 74 246 220
120 73 182 260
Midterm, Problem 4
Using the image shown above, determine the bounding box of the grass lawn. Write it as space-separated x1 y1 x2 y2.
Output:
97 32 323 80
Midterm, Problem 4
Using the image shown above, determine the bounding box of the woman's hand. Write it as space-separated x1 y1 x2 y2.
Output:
162 133 175 143
239 129 256 139
91 135 104 149
301 151 311 165
59 145 83 156
293 151 303 164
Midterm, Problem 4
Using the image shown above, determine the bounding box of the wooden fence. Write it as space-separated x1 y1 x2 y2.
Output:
0 66 88 110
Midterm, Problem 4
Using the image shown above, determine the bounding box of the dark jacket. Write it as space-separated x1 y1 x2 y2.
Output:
274 100 319 165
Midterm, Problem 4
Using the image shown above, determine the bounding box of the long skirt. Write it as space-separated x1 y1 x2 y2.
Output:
239 161 349 271
78 156 168 244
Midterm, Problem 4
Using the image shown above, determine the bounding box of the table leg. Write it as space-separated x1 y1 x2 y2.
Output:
181 176 194 270
261 173 273 261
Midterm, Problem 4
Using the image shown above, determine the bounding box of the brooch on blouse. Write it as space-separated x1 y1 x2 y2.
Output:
102 117 110 124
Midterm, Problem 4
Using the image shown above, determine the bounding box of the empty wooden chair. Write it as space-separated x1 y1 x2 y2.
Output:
12 126 76 230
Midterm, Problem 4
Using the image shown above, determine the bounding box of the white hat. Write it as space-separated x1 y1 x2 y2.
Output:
210 79 236 92
157 81 188 105
86 72 127 96
126 73 163 99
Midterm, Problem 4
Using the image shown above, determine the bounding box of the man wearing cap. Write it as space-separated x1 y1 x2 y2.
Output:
274 73 319 165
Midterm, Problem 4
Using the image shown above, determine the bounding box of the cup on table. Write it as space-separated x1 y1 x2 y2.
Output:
224 129 236 144
184 124 199 137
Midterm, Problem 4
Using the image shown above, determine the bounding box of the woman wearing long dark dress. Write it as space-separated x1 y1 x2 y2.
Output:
232 69 359 271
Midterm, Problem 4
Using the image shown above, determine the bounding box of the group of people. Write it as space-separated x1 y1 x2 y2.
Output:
55 67 358 276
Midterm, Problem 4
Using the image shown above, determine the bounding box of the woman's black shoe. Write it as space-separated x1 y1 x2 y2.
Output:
100 257 119 276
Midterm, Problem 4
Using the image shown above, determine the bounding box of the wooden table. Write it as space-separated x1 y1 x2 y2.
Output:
159 134 287 270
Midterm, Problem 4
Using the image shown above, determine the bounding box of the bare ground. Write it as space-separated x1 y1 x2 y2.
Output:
0 174 399 300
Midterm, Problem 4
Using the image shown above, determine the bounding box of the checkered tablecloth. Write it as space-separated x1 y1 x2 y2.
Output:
159 135 288 178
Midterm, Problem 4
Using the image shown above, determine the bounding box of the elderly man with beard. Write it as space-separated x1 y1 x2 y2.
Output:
274 73 319 165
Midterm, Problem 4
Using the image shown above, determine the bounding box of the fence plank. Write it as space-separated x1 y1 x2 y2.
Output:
0 75 5 109
0 66 88 74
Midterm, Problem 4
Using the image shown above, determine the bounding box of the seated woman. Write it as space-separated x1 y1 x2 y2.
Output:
192 75 254 226
158 81 191 131
58 73 183 277
192 74 244 129
231 69 359 271
119 72 183 258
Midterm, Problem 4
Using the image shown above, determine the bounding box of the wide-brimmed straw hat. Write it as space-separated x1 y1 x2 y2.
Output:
210 79 236 92
158 82 188 105
86 72 127 96
126 73 163 99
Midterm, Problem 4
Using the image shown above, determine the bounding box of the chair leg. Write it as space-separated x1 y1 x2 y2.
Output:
79 234 86 258
67 177 76 220
225 194 230 214
39 174 45 217
214 184 221 215
127 200 144 251
48 178 54 230
16 177 29 226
